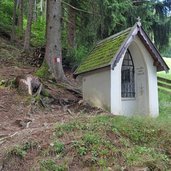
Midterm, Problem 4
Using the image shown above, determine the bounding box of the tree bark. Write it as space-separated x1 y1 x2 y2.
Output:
67 2 76 48
24 0 35 51
18 0 24 39
11 0 17 42
45 0 49 40
33 0 37 22
45 0 66 81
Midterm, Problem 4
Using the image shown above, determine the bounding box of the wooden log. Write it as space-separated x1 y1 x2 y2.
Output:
157 76 171 84
158 82 171 90
15 75 41 95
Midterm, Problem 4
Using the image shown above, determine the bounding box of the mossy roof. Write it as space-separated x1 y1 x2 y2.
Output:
75 28 131 75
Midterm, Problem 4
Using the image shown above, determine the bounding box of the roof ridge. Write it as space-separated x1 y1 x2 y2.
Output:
97 27 132 45
110 23 139 68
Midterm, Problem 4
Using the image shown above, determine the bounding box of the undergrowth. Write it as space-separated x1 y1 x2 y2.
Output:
7 141 38 159
35 62 50 79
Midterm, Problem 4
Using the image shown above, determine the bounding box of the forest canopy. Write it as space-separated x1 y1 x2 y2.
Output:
0 0 171 70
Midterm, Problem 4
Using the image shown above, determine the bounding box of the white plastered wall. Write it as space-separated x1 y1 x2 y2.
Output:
115 36 159 117
111 36 158 117
82 69 111 111
122 40 149 116
133 37 159 117
110 58 123 115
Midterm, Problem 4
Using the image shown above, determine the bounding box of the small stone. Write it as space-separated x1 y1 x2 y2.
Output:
0 164 3 171
78 99 84 105
50 143 54 147
43 122 48 127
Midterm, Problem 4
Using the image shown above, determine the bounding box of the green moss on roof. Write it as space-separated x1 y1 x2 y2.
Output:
75 28 131 75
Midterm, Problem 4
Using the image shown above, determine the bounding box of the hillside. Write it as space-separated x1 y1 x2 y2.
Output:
0 37 171 170
158 57 171 79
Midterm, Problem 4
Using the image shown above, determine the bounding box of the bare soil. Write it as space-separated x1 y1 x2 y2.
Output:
0 37 104 171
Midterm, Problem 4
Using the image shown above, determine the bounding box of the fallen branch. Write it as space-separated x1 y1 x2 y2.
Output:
0 105 5 109
0 132 18 143
57 82 82 97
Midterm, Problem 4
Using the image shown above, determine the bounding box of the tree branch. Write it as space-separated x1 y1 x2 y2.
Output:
62 1 94 15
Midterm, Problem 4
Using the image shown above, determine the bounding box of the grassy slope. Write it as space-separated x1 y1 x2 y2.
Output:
37 60 171 170
158 57 171 79
50 114 171 170
9 91 170 171
1 44 170 170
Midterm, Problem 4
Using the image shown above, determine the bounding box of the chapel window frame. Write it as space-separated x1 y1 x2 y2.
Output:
121 49 135 98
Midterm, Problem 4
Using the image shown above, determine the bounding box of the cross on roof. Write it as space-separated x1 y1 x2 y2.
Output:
137 16 141 26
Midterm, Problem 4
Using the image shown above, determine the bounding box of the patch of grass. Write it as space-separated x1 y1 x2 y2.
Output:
83 133 101 146
158 89 171 120
55 121 83 137
73 141 88 156
40 159 67 171
125 146 169 170
9 145 27 159
158 57 171 79
8 141 38 159
35 62 50 79
53 141 65 154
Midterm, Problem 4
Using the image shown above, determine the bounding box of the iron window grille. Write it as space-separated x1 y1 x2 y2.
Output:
121 50 135 98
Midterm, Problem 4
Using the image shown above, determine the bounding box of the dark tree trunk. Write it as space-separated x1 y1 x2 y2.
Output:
45 0 49 40
24 0 35 51
45 0 66 81
33 0 37 22
11 0 17 42
67 4 76 48
18 0 24 39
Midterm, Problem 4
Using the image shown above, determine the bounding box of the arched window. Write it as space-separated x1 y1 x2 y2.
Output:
121 50 135 98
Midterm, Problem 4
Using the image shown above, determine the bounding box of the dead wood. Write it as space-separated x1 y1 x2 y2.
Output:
15 74 41 95
56 82 82 97
0 105 5 109
0 79 15 88
20 47 45 67
0 132 18 145
15 118 32 128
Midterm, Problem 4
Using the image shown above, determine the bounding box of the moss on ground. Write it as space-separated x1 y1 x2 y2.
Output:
35 62 50 79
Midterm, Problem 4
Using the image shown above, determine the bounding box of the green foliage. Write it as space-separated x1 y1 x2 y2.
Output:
158 90 171 120
55 121 82 133
63 45 89 70
1 0 171 68
97 0 133 37
40 159 67 171
158 57 171 79
31 18 46 47
8 141 38 159
53 141 65 154
72 141 88 156
9 145 27 159
125 146 169 169
0 0 13 32
83 133 100 146
35 62 49 78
